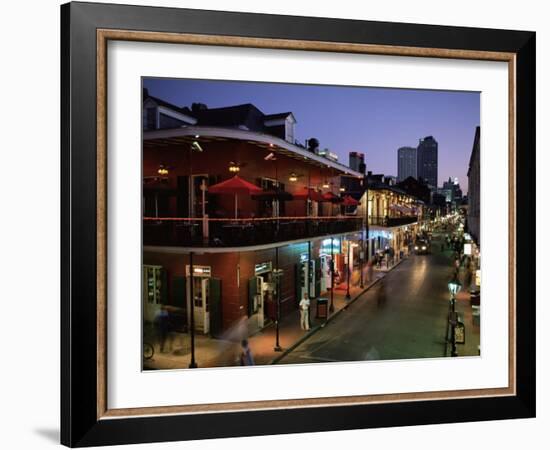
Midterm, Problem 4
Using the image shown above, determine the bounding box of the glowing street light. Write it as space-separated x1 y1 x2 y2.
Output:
447 275 462 357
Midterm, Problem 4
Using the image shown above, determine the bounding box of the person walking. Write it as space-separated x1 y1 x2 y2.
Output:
299 292 310 331
154 305 170 353
239 339 255 366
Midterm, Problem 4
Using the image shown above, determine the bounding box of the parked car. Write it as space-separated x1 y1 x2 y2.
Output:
414 239 430 255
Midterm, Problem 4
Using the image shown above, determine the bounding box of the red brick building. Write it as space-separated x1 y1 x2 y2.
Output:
142 93 365 337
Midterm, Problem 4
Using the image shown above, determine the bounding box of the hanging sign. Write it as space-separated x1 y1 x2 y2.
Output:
255 262 273 275
185 265 211 277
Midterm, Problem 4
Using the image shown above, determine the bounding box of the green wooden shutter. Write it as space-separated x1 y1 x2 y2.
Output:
248 277 257 317
208 278 222 337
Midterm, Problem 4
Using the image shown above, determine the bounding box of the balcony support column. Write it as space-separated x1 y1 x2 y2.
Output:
189 251 198 369
274 246 282 352
345 238 351 300
329 237 335 313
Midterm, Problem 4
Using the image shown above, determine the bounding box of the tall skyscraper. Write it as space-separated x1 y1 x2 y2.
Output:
397 146 417 181
349 151 366 174
417 136 438 188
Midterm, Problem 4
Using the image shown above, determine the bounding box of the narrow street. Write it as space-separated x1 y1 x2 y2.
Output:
276 234 479 364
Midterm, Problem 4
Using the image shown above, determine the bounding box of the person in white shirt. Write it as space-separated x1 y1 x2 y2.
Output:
299 292 310 331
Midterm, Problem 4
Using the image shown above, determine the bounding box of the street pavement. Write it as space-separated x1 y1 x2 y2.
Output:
275 235 480 365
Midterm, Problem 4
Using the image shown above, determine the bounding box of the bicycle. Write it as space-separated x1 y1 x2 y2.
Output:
143 341 155 360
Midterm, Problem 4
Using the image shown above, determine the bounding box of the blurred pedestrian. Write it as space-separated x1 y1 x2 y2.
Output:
299 292 310 331
239 339 255 366
154 305 170 353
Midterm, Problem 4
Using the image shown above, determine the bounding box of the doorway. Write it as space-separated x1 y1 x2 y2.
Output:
248 263 275 331
185 265 221 336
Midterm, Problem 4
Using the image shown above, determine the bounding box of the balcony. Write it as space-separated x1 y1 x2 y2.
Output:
369 215 419 227
143 216 364 248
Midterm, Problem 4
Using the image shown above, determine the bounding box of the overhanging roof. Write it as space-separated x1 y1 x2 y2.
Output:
143 126 363 178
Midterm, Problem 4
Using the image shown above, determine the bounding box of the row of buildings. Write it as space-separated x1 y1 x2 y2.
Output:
142 90 427 337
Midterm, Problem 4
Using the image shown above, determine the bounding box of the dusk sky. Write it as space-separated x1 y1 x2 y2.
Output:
144 78 479 191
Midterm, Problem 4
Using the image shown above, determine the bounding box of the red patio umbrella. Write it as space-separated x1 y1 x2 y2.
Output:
322 191 341 203
293 187 324 202
342 195 360 206
208 175 263 218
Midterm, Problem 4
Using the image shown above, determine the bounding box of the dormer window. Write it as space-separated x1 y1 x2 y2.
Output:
144 107 157 130
263 112 297 143
285 115 296 144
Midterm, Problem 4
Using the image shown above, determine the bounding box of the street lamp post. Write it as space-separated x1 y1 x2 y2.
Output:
274 246 282 352
447 275 462 357
189 251 198 368
359 237 364 289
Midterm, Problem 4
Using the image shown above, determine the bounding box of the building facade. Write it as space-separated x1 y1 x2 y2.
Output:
417 136 438 189
359 175 424 260
142 96 366 338
467 127 480 243
397 146 417 181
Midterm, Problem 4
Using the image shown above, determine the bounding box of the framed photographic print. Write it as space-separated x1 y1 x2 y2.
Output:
61 1 536 447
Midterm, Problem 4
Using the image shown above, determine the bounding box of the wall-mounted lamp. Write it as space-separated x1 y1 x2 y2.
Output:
157 165 169 175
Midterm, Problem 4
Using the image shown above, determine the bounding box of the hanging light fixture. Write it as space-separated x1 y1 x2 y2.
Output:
157 164 169 175
289 172 298 182
228 161 241 173
322 180 330 189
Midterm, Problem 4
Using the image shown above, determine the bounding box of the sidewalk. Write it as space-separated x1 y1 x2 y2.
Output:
144 260 398 370
439 246 481 357
444 286 480 357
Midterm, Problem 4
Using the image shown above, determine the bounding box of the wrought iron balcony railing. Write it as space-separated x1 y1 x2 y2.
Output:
143 216 364 248
369 215 419 227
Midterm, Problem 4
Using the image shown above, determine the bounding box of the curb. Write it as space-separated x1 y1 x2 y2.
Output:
269 255 410 364
270 274 386 364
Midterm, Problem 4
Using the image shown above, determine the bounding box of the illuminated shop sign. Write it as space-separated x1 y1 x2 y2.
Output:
255 262 273 275
368 230 393 240
185 265 211 277
320 238 341 255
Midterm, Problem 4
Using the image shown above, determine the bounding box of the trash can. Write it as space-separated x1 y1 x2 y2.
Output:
470 289 480 306
316 297 328 319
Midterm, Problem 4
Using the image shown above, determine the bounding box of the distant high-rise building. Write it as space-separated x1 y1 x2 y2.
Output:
417 136 438 188
397 146 417 181
349 151 366 174
441 177 463 206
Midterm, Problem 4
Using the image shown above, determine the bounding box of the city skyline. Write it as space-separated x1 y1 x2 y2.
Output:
143 78 479 191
